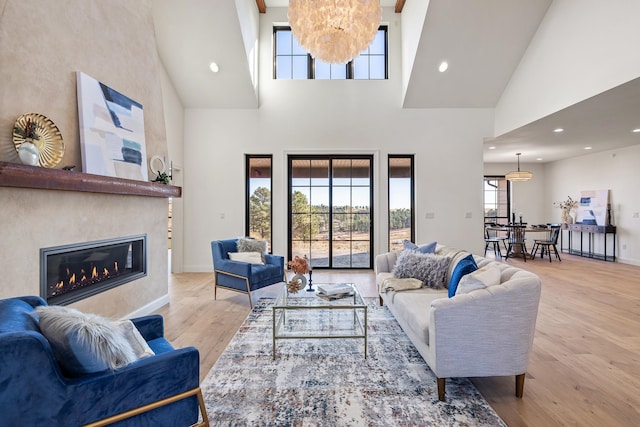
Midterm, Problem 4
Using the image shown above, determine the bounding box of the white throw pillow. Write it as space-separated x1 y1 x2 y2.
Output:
115 320 155 359
229 251 264 265
455 265 501 295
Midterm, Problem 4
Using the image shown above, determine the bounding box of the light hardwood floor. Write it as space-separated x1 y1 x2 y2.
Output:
155 254 640 426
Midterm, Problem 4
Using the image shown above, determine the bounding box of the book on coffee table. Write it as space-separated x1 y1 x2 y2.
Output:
316 283 353 298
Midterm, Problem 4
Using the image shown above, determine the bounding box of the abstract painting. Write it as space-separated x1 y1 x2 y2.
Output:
576 189 610 225
77 72 148 181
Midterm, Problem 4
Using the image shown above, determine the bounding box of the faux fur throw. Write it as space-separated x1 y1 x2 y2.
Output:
392 251 451 289
237 238 268 263
36 305 138 376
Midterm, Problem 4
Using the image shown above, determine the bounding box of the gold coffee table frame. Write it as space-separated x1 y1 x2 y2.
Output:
272 283 367 359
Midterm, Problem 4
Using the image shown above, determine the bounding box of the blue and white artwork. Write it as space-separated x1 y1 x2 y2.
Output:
576 189 609 226
77 72 148 181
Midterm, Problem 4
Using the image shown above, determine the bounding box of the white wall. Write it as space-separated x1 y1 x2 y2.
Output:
180 7 494 271
495 0 640 136
159 65 185 273
545 145 640 265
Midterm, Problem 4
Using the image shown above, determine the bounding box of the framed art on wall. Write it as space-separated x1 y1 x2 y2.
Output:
76 72 148 181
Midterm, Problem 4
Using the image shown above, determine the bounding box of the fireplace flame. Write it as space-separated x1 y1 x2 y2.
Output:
91 266 98 280
70 273 76 284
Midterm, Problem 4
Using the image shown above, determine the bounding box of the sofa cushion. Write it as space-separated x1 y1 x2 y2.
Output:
392 251 450 289
455 265 501 295
391 289 445 346
36 305 138 377
448 254 478 297
237 238 267 262
403 240 437 254
228 251 264 265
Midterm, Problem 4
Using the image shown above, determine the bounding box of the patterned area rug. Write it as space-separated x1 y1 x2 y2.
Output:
201 298 506 426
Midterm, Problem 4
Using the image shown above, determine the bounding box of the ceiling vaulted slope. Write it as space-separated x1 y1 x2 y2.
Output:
402 0 552 108
152 0 640 162
152 0 258 108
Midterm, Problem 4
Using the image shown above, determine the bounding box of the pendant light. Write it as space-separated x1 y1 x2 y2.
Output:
505 153 533 182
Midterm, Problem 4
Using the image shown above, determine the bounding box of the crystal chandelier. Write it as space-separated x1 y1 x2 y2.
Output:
288 0 382 64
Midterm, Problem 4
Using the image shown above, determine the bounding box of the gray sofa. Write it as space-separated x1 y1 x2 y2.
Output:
375 244 541 401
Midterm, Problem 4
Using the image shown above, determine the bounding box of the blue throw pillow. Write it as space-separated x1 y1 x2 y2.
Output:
448 254 478 298
403 240 437 254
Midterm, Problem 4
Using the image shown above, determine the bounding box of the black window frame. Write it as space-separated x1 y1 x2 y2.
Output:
273 25 389 80
388 155 415 251
483 175 511 225
245 154 273 252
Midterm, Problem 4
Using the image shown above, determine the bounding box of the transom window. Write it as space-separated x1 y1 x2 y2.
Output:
274 26 388 80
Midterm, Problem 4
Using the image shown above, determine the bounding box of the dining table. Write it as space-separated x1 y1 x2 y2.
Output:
487 225 552 259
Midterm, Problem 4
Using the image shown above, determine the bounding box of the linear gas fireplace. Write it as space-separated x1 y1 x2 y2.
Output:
40 234 147 305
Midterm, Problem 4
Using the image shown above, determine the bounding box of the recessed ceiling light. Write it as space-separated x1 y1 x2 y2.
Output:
553 128 564 133
438 61 448 73
584 146 592 150
209 62 220 73
633 128 640 133
536 158 543 161
488 146 496 150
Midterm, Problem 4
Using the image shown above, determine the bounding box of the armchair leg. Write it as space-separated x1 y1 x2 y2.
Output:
515 373 526 398
437 377 446 401
378 295 384 306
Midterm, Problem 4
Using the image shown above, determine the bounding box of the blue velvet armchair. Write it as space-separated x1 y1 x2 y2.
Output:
211 239 285 307
0 296 209 427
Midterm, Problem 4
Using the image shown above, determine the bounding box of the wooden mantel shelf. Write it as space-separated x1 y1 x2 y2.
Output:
0 161 181 198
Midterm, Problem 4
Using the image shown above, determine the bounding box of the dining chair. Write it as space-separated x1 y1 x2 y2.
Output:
531 224 562 262
504 225 528 262
484 226 507 258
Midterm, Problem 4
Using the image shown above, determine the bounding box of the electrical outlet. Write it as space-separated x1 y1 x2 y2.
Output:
622 244 627 250
425 212 435 219
633 212 639 219
219 213 225 219
465 212 472 219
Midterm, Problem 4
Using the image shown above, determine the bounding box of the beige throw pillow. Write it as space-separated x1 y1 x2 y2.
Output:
229 251 264 265
455 265 501 295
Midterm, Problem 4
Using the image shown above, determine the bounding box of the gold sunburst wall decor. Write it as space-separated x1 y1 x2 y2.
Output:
12 113 65 168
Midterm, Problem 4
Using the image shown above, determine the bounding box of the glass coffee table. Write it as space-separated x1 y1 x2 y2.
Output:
272 283 368 359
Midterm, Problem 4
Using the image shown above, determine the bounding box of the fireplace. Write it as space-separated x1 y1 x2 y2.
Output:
40 235 147 305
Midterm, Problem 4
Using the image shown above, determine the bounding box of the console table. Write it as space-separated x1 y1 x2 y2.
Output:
561 224 616 262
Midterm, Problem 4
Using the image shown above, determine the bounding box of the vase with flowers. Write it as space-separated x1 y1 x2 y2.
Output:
287 255 310 293
554 196 579 224
14 118 41 166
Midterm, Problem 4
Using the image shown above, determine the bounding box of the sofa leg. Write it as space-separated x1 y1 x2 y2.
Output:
378 296 384 306
515 373 525 398
437 377 446 401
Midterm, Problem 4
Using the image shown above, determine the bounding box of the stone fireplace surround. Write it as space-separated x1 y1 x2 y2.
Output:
0 162 180 319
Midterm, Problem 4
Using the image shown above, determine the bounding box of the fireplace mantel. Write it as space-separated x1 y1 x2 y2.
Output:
0 161 181 198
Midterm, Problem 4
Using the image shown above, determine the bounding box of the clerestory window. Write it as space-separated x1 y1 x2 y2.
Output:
274 26 388 80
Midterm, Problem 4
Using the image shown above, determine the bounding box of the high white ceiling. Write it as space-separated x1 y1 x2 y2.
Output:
151 0 640 164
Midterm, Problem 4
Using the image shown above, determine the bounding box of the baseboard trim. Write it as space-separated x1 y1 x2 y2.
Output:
123 294 170 319
183 264 214 273
616 257 640 267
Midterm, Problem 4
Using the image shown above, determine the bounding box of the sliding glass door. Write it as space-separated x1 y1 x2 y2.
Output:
289 155 373 269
